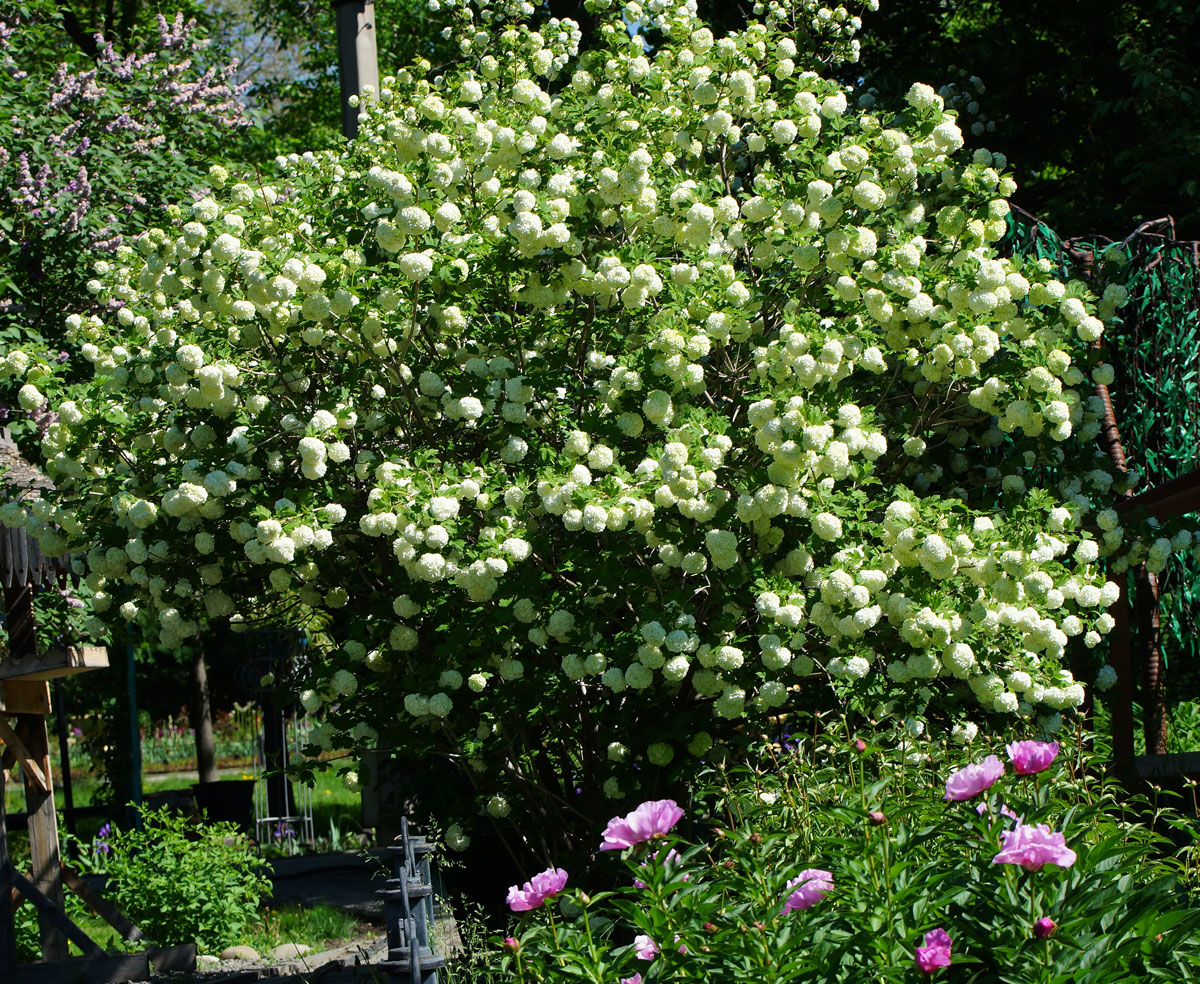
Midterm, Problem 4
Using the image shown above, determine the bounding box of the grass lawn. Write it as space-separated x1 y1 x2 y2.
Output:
4 764 363 845
23 901 368 961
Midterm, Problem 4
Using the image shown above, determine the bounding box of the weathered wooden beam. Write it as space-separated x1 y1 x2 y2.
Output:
11 952 151 984
0 680 51 715
1134 566 1168 756
0 646 109 683
147 942 197 973
15 714 67 960
1 574 68 962
0 717 49 793
1118 465 1200 521
0 766 16 977
60 864 143 943
7 866 103 957
1135 752 1200 780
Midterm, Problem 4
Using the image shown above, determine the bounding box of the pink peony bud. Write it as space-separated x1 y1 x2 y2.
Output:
915 928 952 973
1007 740 1060 775
782 869 835 913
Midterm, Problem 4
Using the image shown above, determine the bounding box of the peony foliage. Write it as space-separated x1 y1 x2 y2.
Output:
4 0 1197 851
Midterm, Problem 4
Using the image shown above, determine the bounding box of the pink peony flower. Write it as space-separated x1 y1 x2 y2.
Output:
634 935 659 961
915 927 952 973
1007 740 1060 775
992 822 1076 871
621 975 643 984
944 755 1004 801
600 799 684 851
781 869 834 913
1033 916 1057 938
506 867 568 911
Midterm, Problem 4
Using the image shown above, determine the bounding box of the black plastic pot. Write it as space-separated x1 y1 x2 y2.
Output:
191 779 256 835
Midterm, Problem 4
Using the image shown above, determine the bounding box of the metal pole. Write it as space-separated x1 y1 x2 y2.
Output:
126 636 143 830
53 679 77 852
333 0 379 139
1110 576 1137 783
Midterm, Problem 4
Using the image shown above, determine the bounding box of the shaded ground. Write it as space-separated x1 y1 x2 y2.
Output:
265 851 391 923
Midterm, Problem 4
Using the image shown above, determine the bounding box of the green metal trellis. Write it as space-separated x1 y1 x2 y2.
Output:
1005 207 1200 777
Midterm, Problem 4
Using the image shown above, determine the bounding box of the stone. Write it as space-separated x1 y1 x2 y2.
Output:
272 942 313 960
220 944 261 962
197 955 221 969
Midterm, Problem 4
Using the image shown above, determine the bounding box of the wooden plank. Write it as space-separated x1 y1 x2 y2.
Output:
148 942 197 972
8 866 103 957
0 717 49 793
60 864 143 943
1135 752 1200 779
0 680 51 715
15 714 68 960
12 952 150 984
1118 465 1200 522
0 646 109 683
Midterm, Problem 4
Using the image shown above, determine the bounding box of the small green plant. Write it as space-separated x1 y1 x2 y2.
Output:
105 806 271 952
442 893 507 984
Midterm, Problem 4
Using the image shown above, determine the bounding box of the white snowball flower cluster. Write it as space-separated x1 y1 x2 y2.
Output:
5 0 1195 840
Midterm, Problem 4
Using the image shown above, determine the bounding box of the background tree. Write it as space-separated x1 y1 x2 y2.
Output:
855 0 1200 236
210 0 456 156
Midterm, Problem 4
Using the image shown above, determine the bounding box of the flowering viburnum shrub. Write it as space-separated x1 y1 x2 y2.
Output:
5 0 1198 839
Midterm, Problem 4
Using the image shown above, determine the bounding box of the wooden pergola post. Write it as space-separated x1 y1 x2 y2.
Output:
0 764 15 975
332 0 379 139
2 580 67 961
1112 466 1200 778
